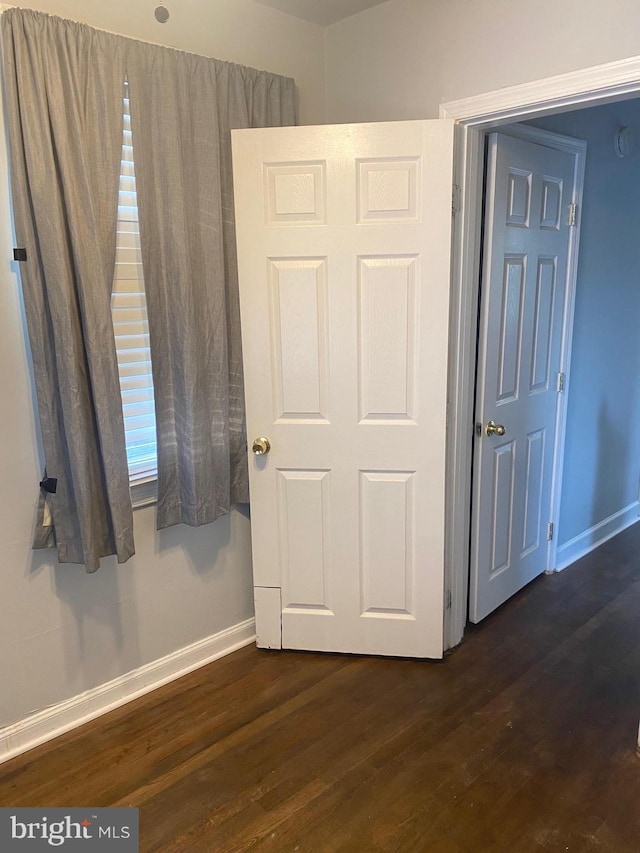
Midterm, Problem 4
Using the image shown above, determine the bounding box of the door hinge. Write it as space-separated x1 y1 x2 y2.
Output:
568 203 577 227
547 522 554 541
445 588 452 610
557 372 565 392
452 184 461 216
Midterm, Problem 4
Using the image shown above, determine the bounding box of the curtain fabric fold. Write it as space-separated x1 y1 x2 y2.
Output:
214 62 297 506
128 48 296 528
1 7 297 568
127 45 229 528
1 9 133 572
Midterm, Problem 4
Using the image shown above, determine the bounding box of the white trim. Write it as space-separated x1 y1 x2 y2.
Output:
443 124 484 648
439 53 640 649
554 504 640 572
440 56 640 126
0 618 256 765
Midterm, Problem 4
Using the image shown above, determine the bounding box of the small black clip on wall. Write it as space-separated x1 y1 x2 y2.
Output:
13 247 27 262
40 477 57 494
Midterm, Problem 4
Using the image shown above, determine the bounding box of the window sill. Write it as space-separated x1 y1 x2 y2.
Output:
130 476 157 509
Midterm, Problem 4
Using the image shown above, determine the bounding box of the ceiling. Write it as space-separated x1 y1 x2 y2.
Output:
253 0 390 27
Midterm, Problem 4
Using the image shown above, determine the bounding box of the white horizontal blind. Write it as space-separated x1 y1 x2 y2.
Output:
111 83 157 484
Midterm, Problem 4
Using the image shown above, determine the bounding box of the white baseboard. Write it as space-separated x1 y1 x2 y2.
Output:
0 618 256 766
554 502 640 572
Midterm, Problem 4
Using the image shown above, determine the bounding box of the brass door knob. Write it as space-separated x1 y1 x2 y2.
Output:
485 420 506 437
252 436 271 455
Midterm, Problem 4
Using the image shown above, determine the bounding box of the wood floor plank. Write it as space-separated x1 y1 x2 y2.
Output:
2 522 640 851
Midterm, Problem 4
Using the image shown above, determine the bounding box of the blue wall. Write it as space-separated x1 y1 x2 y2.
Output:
527 101 640 553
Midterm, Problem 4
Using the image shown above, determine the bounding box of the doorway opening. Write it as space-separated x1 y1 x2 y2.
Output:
469 122 585 623
441 60 640 649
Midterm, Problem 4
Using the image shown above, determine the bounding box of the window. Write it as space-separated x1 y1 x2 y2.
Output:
111 84 157 503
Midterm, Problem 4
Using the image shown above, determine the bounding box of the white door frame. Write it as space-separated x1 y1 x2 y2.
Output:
440 55 640 649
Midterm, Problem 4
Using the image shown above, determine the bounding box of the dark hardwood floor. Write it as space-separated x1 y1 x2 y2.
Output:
2 523 640 851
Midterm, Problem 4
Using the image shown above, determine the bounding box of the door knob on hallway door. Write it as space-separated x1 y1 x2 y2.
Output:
252 437 271 455
485 420 506 437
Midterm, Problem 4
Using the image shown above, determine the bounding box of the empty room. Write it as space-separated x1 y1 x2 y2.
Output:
1 1 639 850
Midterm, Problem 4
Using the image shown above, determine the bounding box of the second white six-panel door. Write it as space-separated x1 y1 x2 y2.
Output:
471 131 576 622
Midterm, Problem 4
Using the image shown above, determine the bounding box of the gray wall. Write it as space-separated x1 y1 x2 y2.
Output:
0 0 326 734
323 0 640 563
527 101 640 554
326 0 640 123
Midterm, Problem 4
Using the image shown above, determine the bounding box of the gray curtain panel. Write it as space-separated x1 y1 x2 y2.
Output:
1 9 134 572
128 48 296 529
1 6 297 565
127 45 230 529
214 61 297 505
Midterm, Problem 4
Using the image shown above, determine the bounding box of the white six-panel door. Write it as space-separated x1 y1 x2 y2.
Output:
470 132 576 623
232 121 455 658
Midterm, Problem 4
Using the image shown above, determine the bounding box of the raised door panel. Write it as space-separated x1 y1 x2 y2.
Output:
358 256 418 423
359 471 415 617
357 157 421 222
530 258 556 393
490 441 516 576
496 256 525 403
264 161 326 225
506 168 531 227
278 469 333 613
269 258 330 422
521 429 545 556
540 178 563 230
